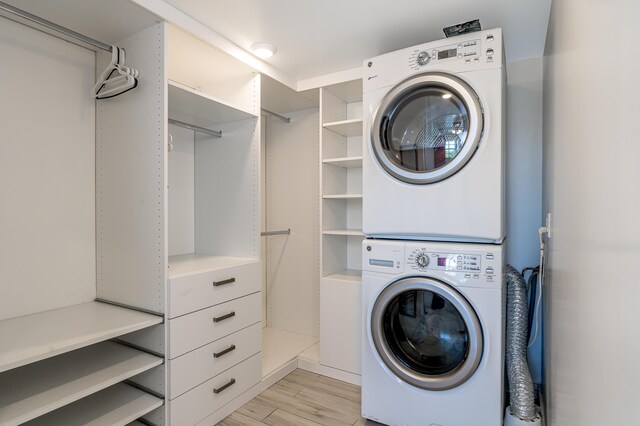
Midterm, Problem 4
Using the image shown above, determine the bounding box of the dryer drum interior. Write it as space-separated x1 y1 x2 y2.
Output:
371 72 484 184
371 277 484 390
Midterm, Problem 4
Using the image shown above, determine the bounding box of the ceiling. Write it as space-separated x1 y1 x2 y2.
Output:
163 0 551 82
1 0 160 46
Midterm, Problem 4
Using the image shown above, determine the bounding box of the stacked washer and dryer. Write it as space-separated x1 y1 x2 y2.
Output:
361 28 506 426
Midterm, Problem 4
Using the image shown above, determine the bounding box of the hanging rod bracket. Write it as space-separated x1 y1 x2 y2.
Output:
169 118 222 138
261 108 291 124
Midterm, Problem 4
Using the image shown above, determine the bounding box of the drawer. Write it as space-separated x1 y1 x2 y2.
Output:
168 292 261 358
169 352 261 426
168 261 260 319
167 322 261 399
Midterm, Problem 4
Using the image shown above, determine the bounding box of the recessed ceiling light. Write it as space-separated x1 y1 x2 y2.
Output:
251 42 277 58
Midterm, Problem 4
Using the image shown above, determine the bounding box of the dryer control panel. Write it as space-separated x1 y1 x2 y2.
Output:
409 38 483 71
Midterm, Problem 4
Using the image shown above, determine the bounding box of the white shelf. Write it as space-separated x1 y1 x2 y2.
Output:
322 229 364 236
0 341 162 425
0 301 163 374
168 80 257 129
23 383 163 426
322 194 363 200
168 253 259 279
323 118 363 137
322 156 363 168
323 269 362 283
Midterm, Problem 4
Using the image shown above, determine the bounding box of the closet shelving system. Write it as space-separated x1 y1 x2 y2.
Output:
163 24 262 426
0 1 167 425
0 1 265 424
259 75 321 380
319 79 365 380
1 0 368 422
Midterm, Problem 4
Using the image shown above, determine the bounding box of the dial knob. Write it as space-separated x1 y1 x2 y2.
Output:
417 51 430 66
416 253 429 268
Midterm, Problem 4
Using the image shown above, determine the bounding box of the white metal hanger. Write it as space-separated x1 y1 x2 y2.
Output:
92 46 139 99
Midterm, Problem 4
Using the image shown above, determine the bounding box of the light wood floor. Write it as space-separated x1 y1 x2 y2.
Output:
217 369 381 426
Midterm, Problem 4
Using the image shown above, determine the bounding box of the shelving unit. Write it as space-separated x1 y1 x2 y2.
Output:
0 341 162 425
0 302 162 374
167 74 259 266
322 193 363 199
167 254 259 279
23 383 163 426
161 25 263 426
168 81 256 126
322 229 365 236
319 79 364 377
323 118 364 137
323 156 363 168
323 269 363 283
0 6 167 424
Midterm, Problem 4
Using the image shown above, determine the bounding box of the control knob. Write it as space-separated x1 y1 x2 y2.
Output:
415 253 429 269
417 51 430 66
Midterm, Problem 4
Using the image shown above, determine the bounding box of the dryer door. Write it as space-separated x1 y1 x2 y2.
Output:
370 277 483 390
371 72 483 184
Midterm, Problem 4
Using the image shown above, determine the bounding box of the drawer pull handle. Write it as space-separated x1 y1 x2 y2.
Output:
213 277 236 287
213 344 236 358
212 311 236 323
213 378 236 394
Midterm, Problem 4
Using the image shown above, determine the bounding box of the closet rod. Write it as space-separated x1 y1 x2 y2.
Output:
261 108 291 124
169 118 223 138
261 229 291 237
0 1 112 52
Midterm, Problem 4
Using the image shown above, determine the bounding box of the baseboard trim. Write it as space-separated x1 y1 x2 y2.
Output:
297 356 361 386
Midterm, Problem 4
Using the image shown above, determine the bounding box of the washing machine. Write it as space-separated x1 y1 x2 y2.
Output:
362 239 504 426
363 28 505 243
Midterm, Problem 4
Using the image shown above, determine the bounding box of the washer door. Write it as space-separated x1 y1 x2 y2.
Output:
371 277 483 390
371 72 483 184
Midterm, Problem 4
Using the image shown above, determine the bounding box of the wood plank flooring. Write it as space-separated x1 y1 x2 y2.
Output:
217 369 381 426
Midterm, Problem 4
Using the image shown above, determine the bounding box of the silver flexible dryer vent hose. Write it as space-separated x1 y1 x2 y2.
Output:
505 265 537 421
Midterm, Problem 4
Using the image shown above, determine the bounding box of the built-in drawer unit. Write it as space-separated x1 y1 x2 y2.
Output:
167 292 261 359
168 257 260 319
168 352 261 425
167 322 261 399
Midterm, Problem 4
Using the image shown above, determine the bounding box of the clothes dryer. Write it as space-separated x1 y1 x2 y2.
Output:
363 29 505 243
362 239 504 426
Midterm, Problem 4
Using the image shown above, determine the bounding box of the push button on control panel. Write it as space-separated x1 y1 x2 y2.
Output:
486 267 494 275
486 48 495 57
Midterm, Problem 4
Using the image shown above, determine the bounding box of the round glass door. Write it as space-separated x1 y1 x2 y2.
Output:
371 72 483 184
370 277 483 390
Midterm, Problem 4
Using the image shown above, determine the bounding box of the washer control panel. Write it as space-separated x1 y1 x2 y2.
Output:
408 248 482 273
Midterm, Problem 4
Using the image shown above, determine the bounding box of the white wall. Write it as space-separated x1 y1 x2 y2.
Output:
264 108 320 336
0 17 96 320
506 58 543 271
543 1 640 424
